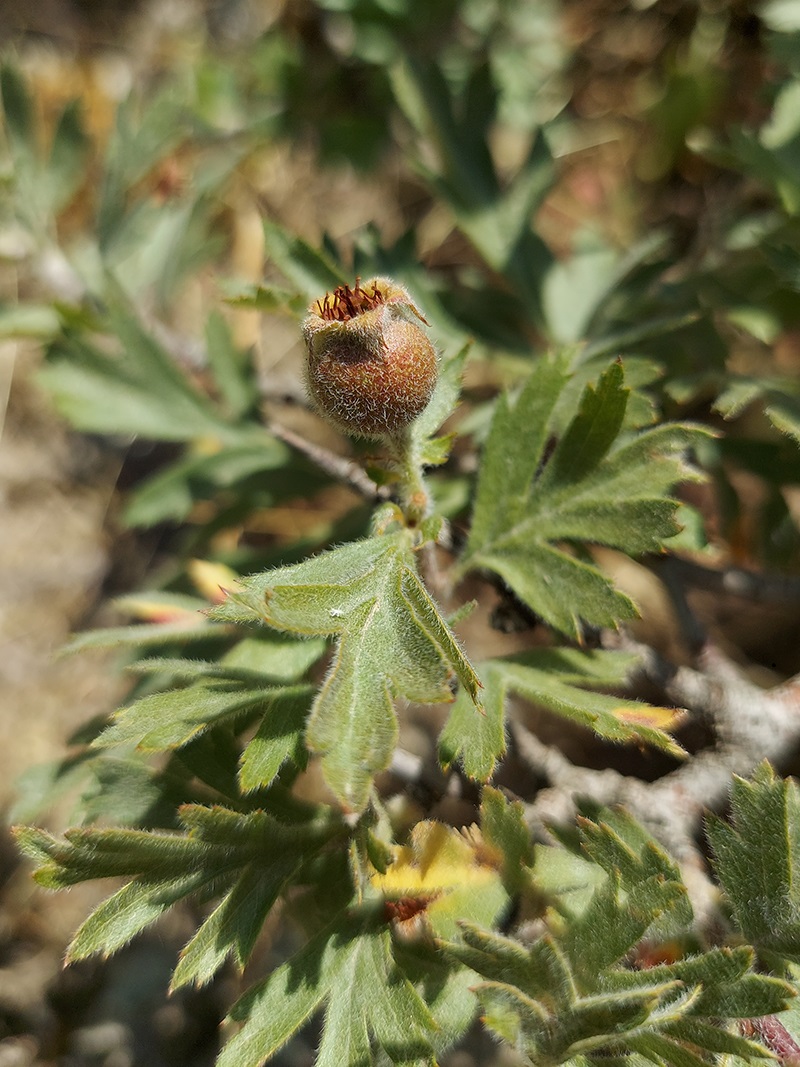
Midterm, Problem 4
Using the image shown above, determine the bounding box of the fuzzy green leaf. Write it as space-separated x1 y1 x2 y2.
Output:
562 873 687 982
225 282 307 317
480 787 535 897
221 635 327 682
93 680 312 753
439 799 790 1067
446 925 574 1003
411 343 470 468
601 946 793 1018
18 806 339 973
624 1030 715 1067
238 688 310 791
68 870 222 961
715 373 800 446
218 919 349 1067
440 649 686 778
123 438 292 527
578 808 690 898
438 663 505 780
461 357 707 638
547 803 695 939
393 941 480 1056
342 932 437 1065
64 619 226 653
262 219 346 298
662 1018 774 1059
708 761 800 960
315 948 373 1067
24 824 226 887
219 918 437 1067
448 920 790 1067
132 635 326 687
204 312 259 420
40 307 235 441
212 533 481 811
171 858 300 990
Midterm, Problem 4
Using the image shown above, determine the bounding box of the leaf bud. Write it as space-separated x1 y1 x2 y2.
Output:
302 277 438 438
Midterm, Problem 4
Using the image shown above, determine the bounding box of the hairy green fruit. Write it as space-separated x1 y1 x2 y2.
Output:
302 277 438 438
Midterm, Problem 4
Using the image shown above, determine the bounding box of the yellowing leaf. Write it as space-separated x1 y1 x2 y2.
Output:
188 558 242 603
440 649 686 779
372 822 499 897
612 704 687 732
371 821 508 940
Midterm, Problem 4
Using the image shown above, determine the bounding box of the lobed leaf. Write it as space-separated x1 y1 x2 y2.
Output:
436 798 794 1066
40 307 232 441
708 762 800 961
171 858 300 990
219 917 437 1067
218 919 348 1067
238 688 311 792
212 532 481 811
440 648 686 780
715 373 800 447
479 786 535 897
93 680 313 753
68 871 223 961
16 805 342 979
460 357 708 638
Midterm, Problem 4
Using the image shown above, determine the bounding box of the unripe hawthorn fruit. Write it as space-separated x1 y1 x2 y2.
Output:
302 277 438 438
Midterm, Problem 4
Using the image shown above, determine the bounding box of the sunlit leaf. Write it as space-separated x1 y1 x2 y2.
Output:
460 357 708 638
212 532 481 810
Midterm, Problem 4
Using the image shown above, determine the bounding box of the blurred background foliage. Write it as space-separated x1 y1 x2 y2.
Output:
2 0 800 582
3 0 800 1063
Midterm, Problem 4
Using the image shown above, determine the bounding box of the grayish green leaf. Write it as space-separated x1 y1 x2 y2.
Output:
172 859 300 989
94 680 303 752
212 532 481 810
708 761 800 960
441 648 685 778
461 357 708 637
238 688 311 791
68 870 219 961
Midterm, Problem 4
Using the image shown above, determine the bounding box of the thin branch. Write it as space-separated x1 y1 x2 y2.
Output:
268 421 391 502
513 638 800 923
511 720 719 923
650 557 708 653
658 556 800 607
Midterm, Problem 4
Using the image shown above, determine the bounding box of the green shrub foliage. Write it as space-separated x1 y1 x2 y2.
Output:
6 1 800 1063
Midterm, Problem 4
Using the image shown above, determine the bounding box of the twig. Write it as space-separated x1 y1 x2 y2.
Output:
268 422 391 503
651 557 708 653
658 556 800 607
513 637 800 923
511 719 720 923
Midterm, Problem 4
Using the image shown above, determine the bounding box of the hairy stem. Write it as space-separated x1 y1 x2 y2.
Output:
387 427 429 526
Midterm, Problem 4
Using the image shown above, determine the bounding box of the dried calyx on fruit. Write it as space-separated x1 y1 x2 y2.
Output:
302 277 438 438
